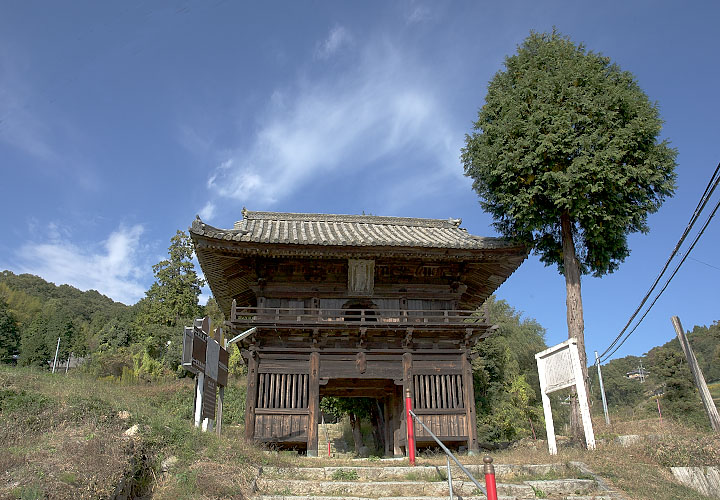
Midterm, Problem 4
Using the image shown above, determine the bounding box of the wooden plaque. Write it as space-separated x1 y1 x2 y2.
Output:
202 377 217 420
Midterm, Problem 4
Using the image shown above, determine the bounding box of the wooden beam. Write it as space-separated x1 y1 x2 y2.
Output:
462 352 479 453
402 352 413 458
306 351 320 456
244 350 259 441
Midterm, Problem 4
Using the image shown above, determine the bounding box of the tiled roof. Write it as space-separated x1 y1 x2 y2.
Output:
190 209 515 250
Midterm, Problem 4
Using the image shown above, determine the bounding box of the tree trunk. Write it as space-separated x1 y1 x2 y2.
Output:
349 412 363 454
370 400 385 452
560 212 590 445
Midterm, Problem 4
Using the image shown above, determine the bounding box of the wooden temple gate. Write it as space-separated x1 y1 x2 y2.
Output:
190 210 526 456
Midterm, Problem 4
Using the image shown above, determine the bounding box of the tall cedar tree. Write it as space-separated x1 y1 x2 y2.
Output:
142 231 205 326
462 30 677 437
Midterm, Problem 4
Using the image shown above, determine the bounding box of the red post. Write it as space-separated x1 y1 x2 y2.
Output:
405 388 416 466
328 441 331 457
483 456 498 500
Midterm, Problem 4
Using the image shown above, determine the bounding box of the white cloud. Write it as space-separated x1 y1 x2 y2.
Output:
406 5 432 25
198 201 216 221
207 39 460 206
14 224 147 305
314 25 352 59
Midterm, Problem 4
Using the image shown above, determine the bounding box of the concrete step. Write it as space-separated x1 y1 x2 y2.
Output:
258 497 519 500
261 463 584 482
256 478 537 498
525 479 597 496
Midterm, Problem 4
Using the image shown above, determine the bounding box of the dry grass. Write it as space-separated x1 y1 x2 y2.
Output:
0 366 281 500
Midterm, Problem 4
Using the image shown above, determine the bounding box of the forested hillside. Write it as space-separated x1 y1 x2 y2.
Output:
589 320 720 426
0 231 224 382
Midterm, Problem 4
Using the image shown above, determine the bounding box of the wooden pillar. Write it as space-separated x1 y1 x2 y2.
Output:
383 397 392 457
392 384 404 457
402 352 414 457
307 351 320 456
462 351 479 454
244 350 258 441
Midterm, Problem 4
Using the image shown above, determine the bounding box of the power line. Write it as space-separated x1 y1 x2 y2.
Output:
598 162 720 361
688 256 720 272
600 189 720 361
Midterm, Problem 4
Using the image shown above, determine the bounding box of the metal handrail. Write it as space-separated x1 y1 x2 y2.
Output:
408 409 487 497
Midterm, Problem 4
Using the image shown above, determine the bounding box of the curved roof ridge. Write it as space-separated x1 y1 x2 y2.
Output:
237 209 463 229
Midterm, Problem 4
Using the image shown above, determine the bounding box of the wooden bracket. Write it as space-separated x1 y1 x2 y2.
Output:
403 328 413 349
358 327 367 349
312 328 320 351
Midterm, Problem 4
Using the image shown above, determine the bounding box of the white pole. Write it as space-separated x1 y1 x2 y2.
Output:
51 337 61 374
65 352 71 375
595 351 610 426
570 342 595 450
194 372 205 428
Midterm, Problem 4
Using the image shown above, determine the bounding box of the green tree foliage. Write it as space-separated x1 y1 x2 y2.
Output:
462 30 677 435
204 297 225 333
0 298 20 363
472 296 546 441
589 322 720 424
647 346 706 426
321 396 380 453
462 30 677 277
0 281 43 329
138 231 205 327
588 355 646 410
18 314 51 367
685 322 720 382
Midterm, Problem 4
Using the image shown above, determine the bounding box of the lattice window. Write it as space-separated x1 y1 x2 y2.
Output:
257 373 309 409
413 374 464 410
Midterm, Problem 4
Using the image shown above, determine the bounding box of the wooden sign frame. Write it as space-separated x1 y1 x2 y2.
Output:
535 338 595 454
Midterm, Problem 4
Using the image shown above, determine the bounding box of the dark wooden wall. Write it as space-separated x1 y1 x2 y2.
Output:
244 349 479 455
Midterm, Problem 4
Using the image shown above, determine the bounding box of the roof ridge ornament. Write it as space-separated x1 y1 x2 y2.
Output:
240 209 464 228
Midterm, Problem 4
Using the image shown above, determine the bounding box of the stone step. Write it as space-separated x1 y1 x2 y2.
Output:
261 463 582 482
562 497 615 500
256 478 538 498
258 497 518 500
525 480 598 496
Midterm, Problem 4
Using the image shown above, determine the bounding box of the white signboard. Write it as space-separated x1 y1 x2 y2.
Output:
206 338 220 382
535 338 595 454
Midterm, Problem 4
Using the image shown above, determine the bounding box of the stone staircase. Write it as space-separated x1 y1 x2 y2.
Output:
252 461 622 500
317 421 355 458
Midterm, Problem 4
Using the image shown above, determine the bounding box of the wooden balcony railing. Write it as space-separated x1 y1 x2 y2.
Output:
229 304 487 330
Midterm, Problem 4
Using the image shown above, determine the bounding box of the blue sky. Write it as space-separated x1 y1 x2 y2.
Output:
1 1 718 362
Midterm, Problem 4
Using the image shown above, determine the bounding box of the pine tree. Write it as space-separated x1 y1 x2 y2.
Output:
139 231 205 326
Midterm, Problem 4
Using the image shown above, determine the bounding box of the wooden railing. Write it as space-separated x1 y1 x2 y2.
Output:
229 305 487 329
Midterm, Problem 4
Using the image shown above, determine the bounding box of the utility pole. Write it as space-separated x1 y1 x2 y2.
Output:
638 361 646 383
51 337 61 374
595 351 610 425
671 316 720 432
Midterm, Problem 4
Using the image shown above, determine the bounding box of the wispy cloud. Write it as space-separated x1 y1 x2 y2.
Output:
314 25 352 59
12 224 147 305
0 46 58 161
406 4 432 25
198 201 216 221
207 37 460 207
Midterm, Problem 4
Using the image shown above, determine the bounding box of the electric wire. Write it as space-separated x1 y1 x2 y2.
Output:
597 162 720 360
600 190 720 361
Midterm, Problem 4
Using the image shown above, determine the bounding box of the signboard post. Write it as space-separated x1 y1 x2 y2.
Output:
182 317 229 433
535 338 595 454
